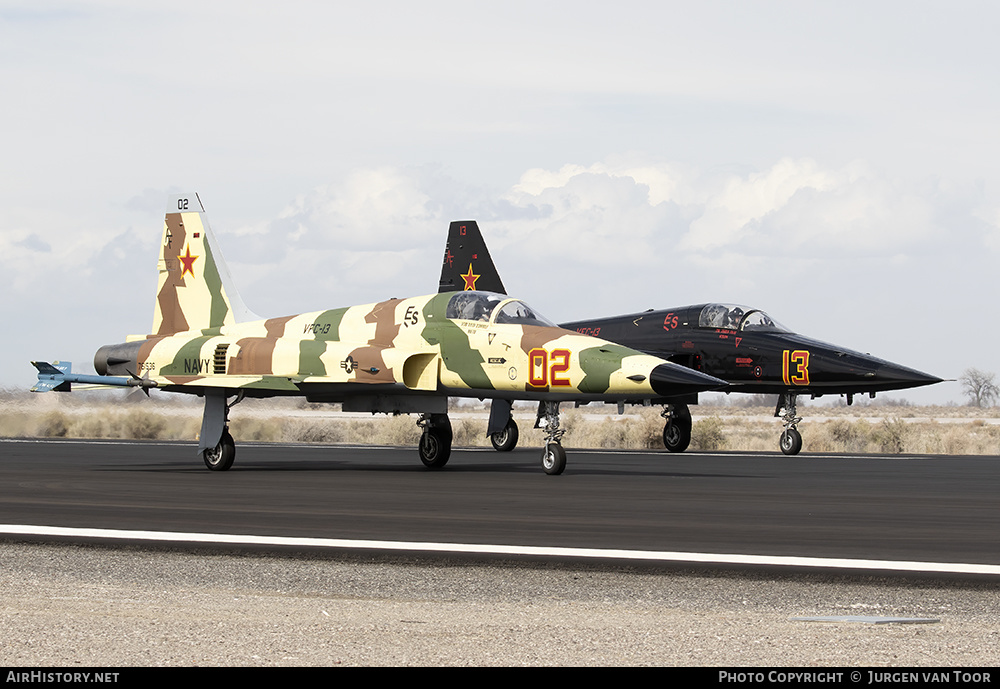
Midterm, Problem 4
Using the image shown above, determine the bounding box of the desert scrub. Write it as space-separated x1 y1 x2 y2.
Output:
690 416 725 450
873 417 910 454
281 418 344 444
719 418 779 452
229 416 283 442
822 419 874 453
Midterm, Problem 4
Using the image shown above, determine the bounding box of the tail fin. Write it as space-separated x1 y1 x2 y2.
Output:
437 220 507 294
152 193 258 336
31 361 72 392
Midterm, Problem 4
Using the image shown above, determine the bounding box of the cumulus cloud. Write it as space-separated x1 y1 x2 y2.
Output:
5 158 996 307
498 158 994 267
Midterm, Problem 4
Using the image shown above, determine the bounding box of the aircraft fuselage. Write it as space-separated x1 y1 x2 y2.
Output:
561 303 940 398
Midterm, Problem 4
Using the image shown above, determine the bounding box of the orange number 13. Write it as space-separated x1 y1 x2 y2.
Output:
782 350 810 386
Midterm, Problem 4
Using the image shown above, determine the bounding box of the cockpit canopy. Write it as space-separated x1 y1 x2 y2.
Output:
446 291 556 327
698 303 788 332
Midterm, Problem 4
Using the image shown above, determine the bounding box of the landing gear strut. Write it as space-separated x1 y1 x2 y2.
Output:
775 393 803 455
200 391 243 471
537 401 566 475
661 403 692 452
417 413 452 469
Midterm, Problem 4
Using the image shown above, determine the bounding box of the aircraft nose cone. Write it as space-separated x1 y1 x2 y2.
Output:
875 363 943 390
649 363 727 397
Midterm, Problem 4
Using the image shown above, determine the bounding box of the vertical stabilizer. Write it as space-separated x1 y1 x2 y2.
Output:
152 193 258 336
438 220 507 294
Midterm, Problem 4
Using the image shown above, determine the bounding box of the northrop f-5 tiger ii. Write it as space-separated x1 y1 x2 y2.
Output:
439 220 942 455
31 193 724 474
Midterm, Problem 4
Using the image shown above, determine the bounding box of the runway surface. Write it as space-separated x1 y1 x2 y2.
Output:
2 438 998 571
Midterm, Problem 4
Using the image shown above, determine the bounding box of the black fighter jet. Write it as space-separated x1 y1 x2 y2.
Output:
438 221 942 455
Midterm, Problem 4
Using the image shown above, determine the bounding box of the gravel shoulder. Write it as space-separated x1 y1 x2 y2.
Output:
2 541 998 667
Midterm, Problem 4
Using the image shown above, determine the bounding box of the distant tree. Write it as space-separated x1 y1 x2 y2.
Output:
960 368 999 408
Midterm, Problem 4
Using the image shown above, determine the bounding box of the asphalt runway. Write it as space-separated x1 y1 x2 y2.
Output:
2 438 998 570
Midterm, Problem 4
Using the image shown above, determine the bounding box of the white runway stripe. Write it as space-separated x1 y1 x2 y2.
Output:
2 524 998 575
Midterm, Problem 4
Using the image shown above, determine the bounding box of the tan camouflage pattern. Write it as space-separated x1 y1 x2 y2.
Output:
133 292 674 401
119 194 692 403
152 195 239 336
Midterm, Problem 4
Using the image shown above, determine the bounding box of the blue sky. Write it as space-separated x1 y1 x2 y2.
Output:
3 1 999 404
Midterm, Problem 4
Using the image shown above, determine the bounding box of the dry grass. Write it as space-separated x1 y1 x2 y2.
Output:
2 390 999 455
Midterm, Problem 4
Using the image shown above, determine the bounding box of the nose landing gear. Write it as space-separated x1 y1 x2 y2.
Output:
537 401 567 475
775 394 803 455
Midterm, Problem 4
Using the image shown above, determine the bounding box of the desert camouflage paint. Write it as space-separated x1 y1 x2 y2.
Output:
94 194 695 407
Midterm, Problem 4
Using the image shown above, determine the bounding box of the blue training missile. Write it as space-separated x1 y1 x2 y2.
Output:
31 361 157 393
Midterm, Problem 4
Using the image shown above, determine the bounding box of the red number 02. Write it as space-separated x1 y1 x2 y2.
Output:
527 348 572 388
781 350 810 386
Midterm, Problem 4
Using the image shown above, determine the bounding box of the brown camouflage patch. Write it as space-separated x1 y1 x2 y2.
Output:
365 298 404 346
155 213 189 335
347 345 396 384
230 316 294 375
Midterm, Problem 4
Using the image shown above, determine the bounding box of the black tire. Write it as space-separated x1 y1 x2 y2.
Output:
203 430 235 471
541 443 567 475
779 428 803 455
419 428 451 469
662 416 692 453
490 419 519 452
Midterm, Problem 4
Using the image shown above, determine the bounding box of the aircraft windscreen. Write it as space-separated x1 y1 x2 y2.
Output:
493 299 556 327
446 291 506 322
698 304 787 332
446 292 556 326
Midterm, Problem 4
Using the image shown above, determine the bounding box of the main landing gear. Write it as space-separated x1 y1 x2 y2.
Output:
417 413 452 469
661 403 692 453
490 418 519 452
775 393 803 455
201 392 243 471
203 429 236 471
416 404 569 474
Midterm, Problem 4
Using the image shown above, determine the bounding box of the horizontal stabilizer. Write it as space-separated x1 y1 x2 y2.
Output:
33 360 71 376
31 378 71 393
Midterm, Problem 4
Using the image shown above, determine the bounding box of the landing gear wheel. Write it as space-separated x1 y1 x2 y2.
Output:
541 443 567 475
419 428 452 469
202 430 235 471
662 416 692 453
490 419 519 452
779 428 802 456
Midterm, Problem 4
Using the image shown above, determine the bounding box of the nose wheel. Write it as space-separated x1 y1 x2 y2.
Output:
536 401 567 475
541 443 567 475
775 394 803 455
779 428 802 455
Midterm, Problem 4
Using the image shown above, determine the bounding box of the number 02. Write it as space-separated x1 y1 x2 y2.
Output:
527 348 572 387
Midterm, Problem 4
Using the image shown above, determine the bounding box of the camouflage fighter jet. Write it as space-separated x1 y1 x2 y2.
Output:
439 221 942 455
31 194 725 474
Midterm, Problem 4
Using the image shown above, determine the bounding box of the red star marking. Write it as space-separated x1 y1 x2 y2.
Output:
461 264 479 290
179 244 198 279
